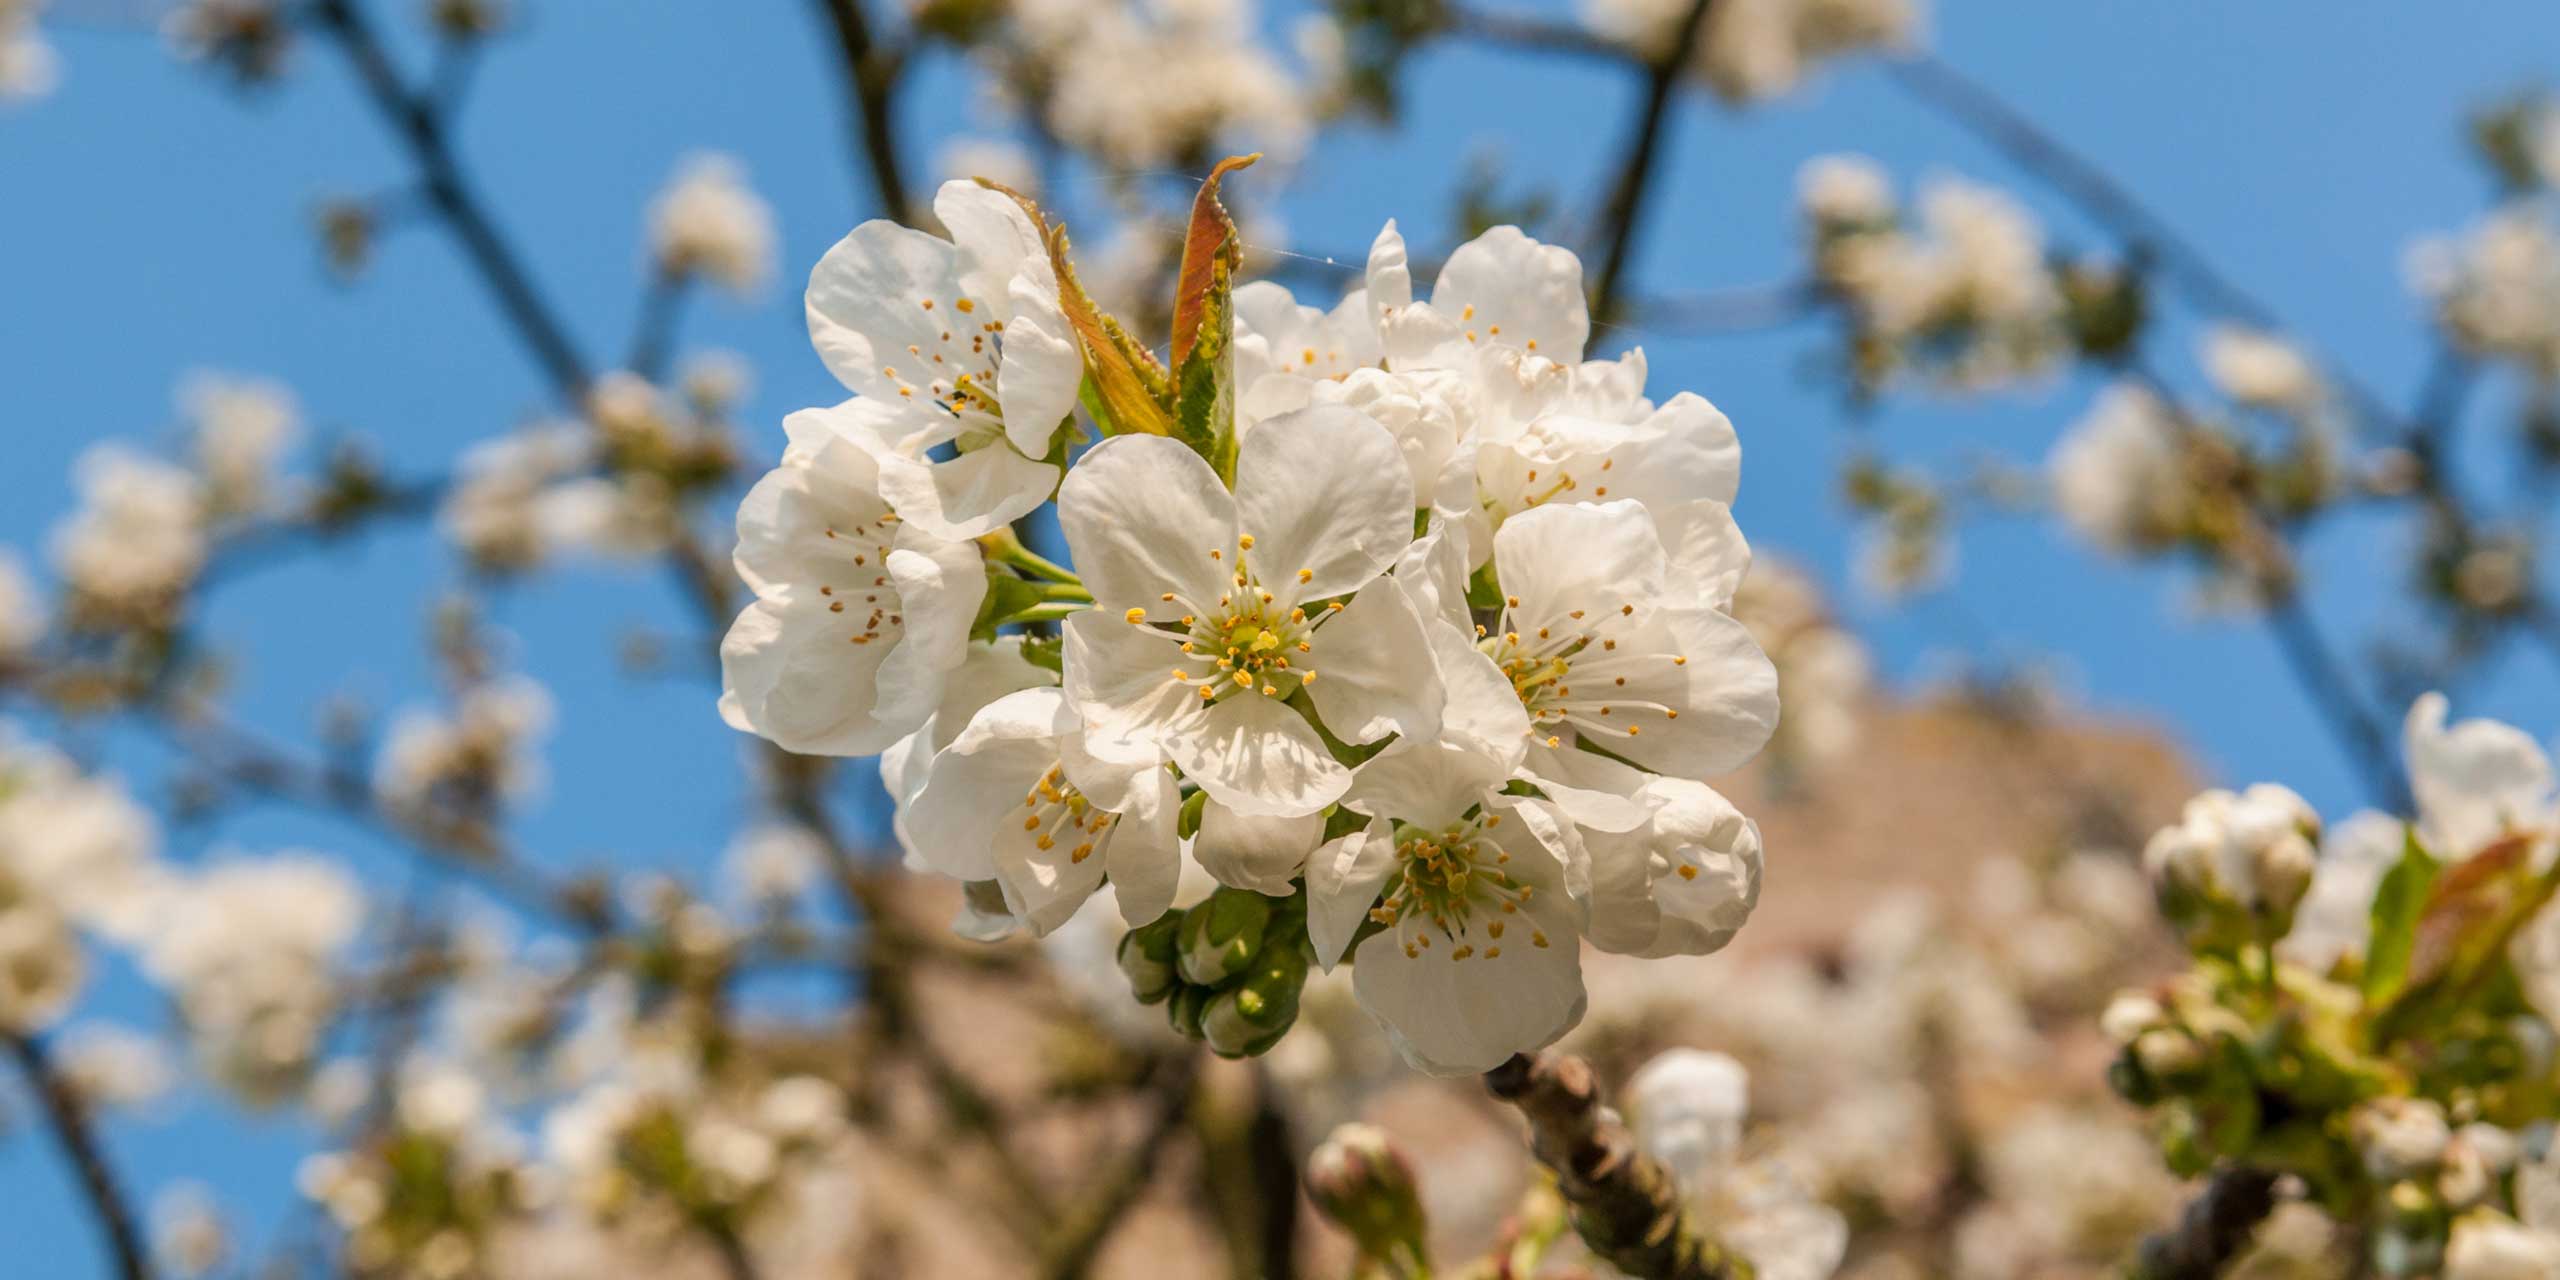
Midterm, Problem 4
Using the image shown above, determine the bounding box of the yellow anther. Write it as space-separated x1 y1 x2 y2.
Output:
1125 607 1148 624
1676 864 1699 881
1233 671 1255 688
1297 568 1313 583
1238 534 1256 549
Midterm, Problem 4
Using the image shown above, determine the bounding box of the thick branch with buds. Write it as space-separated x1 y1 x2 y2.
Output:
2128 1166 2278 1280
1484 1050 1756 1280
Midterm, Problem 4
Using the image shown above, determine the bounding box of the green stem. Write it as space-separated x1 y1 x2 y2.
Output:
1008 602 1091 626
981 528 1084 586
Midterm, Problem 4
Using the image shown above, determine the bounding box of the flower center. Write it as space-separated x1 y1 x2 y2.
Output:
1145 535 1346 704
818 507 903 647
1477 593 1686 749
1368 816 1548 961
1018 763 1114 864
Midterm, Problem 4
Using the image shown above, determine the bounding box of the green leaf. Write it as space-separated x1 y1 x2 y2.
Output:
2362 825 2439 1008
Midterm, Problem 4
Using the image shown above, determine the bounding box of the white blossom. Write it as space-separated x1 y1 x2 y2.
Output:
1059 406 1441 820
1013 0 1311 171
1304 737 1588 1074
718 405 988 756
2201 326 2322 411
179 369 300 514
2050 383 2188 555
2404 691 2555 862
2142 783 2320 913
2409 208 2560 378
50 444 208 613
648 153 776 296
138 852 363 1100
377 676 556 815
0 0 57 101
1588 0 1916 104
1627 1049 1848 1280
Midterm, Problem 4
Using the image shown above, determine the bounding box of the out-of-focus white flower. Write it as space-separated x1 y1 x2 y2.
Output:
179 370 300 514
1589 0 1917 104
57 1021 177 1109
648 153 776 296
2445 1212 2560 1280
2142 783 2320 915
2279 810 2407 972
1627 1048 1849 1280
153 1182 230 1279
2404 691 2555 862
2050 383 2189 556
1733 560 1869 773
935 137 1038 194
723 823 827 911
138 852 363 1101
2201 326 2322 411
376 676 556 816
1015 0 1311 170
1954 1107 2183 1280
439 423 614 570
0 0 58 102
1801 163 2068 392
50 445 208 614
0 891 81 1031
1797 153 1895 227
2409 208 2560 379
2355 1097 2453 1181
0 733 163 941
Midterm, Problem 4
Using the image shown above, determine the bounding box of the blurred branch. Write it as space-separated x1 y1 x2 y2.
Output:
1037 1052 1201 1279
1630 278 1823 334
1589 0 1718 325
5 1029 157 1280
627 266 691 383
808 0 916 224
1440 5 1625 61
2128 1166 2277 1280
1879 53 2411 437
1485 1050 1754 1280
310 0 595 400
2266 591 2411 812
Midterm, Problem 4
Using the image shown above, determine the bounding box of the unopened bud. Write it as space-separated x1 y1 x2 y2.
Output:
1116 916 1180 1005
1200 945 1308 1058
1306 1123 1429 1269
1177 888 1272 986
1164 983 1209 1042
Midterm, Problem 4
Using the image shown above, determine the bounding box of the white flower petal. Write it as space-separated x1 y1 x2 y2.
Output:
1105 768 1185 926
1352 921 1584 1075
1305 580 1444 745
1430 225 1589 363
871 430 1060 541
1058 435 1239 616
1307 821 1396 969
1167 692 1352 819
1234 405 1415 601
1061 610 1200 767
1195 799 1325 895
997 278 1084 456
805 222 974 403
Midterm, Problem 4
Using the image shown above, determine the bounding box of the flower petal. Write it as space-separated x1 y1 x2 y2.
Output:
872 430 1060 542
1235 405 1414 601
1168 691 1351 818
1306 580 1444 745
1430 226 1589 363
1061 610 1200 768
1352 921 1585 1075
1195 799 1325 895
1307 821 1396 969
806 222 985 405
1058 435 1238 616
1105 768 1185 927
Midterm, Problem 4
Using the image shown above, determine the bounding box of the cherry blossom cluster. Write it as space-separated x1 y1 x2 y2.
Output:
2106 694 2560 1278
716 169 1781 1074
1585 0 1918 104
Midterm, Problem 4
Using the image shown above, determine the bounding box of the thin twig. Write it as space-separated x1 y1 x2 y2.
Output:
807 0 914 223
1588 0 1718 325
6 1029 158 1280
310 0 594 399
1037 1052 1201 1279
2265 592 2411 812
626 267 692 384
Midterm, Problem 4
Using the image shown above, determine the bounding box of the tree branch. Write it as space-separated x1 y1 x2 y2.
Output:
2129 1166 2277 1280
807 0 914 224
310 0 594 399
6 1029 157 1280
1485 1050 1755 1280
1589 0 1718 325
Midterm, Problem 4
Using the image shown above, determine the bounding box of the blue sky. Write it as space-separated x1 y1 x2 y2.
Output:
4 0 2558 1270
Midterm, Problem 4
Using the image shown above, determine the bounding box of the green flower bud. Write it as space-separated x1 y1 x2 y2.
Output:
1177 888 1273 987
1165 983 1210 1041
1305 1123 1429 1271
1200 945 1309 1058
1116 916 1181 1004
